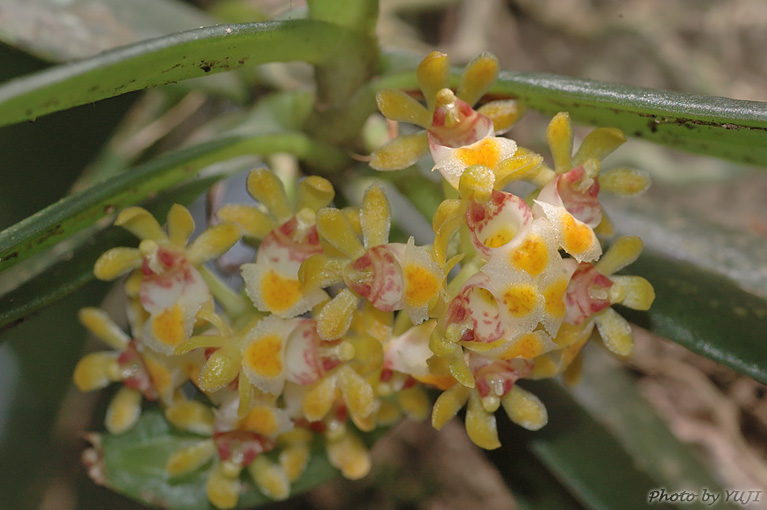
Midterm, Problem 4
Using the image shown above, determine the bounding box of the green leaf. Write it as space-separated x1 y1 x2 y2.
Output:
93 409 382 510
0 132 348 274
0 176 219 334
618 250 767 385
490 380 680 510
571 346 723 490
0 20 362 127
603 193 767 299
490 71 767 166
0 0 218 62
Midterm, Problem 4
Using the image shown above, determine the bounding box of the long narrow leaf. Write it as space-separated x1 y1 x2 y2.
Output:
0 20 360 127
0 133 348 273
0 0 219 62
619 250 767 385
489 71 767 166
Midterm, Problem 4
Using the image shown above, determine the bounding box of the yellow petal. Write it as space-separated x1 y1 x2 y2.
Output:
610 275 655 310
186 223 241 265
599 167 651 196
465 391 501 449
298 253 347 290
572 127 626 167
417 50 450 111
248 456 290 500
143 353 175 404
594 308 634 357
594 236 643 276
175 335 227 355
199 345 242 392
165 401 215 435
376 89 431 128
303 376 337 422
93 247 143 281
167 204 195 249
326 433 371 480
296 176 335 212
546 112 573 173
73 352 120 391
206 463 241 510
493 152 546 189
337 365 376 420
246 168 292 221
449 351 475 388
115 207 167 241
457 52 499 106
166 439 216 477
78 307 130 349
216 204 276 240
431 382 471 430
316 289 358 340
316 208 365 260
501 385 547 430
478 100 524 134
105 387 142 434
458 164 496 202
369 131 429 171
360 183 391 248
432 205 466 267
280 444 310 482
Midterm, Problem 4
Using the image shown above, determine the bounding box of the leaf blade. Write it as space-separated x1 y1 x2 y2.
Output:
490 71 767 166
0 20 359 127
618 250 767 385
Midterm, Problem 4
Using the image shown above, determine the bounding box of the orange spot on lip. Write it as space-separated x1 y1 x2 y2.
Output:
502 284 538 317
152 305 186 347
404 265 440 307
455 139 502 168
562 213 595 255
241 405 278 436
244 334 283 378
543 279 568 319
501 333 543 359
510 235 548 275
261 270 302 313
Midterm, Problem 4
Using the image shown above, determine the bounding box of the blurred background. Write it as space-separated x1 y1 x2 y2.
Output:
1 0 766 508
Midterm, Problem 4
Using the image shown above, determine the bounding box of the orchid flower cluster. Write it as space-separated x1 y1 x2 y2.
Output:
73 50 655 509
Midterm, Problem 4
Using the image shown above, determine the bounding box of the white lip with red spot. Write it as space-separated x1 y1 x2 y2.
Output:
446 272 506 346
537 166 602 228
343 244 405 312
565 262 614 325
257 216 323 275
284 319 326 385
139 247 210 355
139 247 207 313
465 190 533 259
